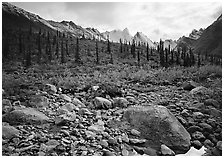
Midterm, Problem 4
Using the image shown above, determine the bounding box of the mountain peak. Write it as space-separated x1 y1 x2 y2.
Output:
123 27 130 34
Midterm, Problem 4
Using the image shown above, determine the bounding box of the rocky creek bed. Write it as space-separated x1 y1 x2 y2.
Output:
2 79 222 156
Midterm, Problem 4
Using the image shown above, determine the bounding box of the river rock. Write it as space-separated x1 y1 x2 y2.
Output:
29 95 49 108
93 97 112 109
73 98 85 107
190 86 212 95
3 107 50 125
2 99 13 114
113 97 129 108
60 94 72 102
45 84 57 94
2 125 20 139
123 105 191 154
161 144 175 156
204 99 220 109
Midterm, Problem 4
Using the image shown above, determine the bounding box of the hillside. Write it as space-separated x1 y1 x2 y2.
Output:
193 15 222 57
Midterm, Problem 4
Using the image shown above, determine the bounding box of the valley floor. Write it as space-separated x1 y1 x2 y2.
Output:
2 62 222 156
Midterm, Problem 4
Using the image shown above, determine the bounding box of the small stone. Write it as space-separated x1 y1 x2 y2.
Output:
192 131 206 141
121 134 129 143
204 139 214 148
108 137 117 145
103 150 115 156
78 108 92 115
113 97 129 108
45 84 57 94
198 123 213 133
204 99 220 109
191 140 203 149
61 130 70 136
2 99 12 113
187 126 202 133
60 94 72 102
161 144 175 156
131 129 141 136
62 138 71 144
100 140 108 147
193 112 204 119
45 139 60 147
216 141 222 151
121 149 129 156
181 109 190 117
88 124 105 133
60 103 77 112
129 138 147 144
73 98 85 107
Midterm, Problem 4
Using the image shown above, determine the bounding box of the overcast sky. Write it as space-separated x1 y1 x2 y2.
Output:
11 2 222 42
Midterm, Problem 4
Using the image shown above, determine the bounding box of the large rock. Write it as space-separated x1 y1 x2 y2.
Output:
204 99 220 109
93 97 112 109
190 86 212 95
2 125 20 139
123 105 191 154
2 107 50 125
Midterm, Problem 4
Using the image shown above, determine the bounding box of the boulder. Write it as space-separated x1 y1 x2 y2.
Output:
113 97 129 108
3 107 50 125
190 86 212 95
93 97 112 109
2 125 20 139
123 105 191 154
2 99 13 114
45 84 57 94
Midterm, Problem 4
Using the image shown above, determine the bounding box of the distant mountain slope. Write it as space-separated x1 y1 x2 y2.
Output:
133 32 155 48
193 15 222 57
177 28 204 50
101 28 133 43
2 2 106 40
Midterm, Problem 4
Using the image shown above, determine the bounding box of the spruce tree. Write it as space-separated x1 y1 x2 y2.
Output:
75 37 80 63
37 28 42 63
146 43 149 61
96 40 99 64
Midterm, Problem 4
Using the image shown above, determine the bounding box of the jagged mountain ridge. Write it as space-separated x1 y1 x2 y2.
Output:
101 28 133 43
176 28 204 50
2 2 106 40
102 29 156 47
133 32 155 48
